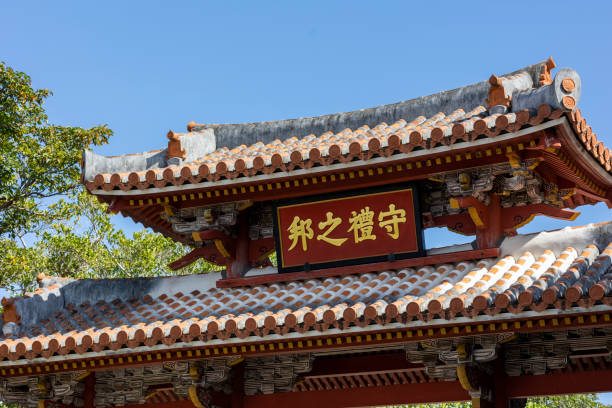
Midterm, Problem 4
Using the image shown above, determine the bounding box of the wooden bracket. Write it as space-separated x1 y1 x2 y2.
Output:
449 195 502 249
172 228 274 273
502 204 579 233
448 195 580 249
431 213 477 236
450 197 489 229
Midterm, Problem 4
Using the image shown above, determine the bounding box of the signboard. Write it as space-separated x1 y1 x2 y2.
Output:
273 184 424 273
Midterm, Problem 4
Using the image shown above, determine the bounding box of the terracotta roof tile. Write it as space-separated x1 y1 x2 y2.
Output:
83 104 611 192
0 223 610 361
80 62 611 194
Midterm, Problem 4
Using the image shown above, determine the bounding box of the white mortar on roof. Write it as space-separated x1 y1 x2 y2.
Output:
147 271 223 299
500 222 612 258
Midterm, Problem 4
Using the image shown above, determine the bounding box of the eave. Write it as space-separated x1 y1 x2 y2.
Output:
1 305 610 377
90 114 611 245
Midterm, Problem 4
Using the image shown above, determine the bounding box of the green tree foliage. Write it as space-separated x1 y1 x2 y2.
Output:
0 64 609 408
0 62 216 295
0 190 218 294
0 62 110 238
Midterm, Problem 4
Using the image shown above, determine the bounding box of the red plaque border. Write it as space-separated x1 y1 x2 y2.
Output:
273 183 425 273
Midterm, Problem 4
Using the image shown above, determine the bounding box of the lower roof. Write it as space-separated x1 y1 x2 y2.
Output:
0 222 611 364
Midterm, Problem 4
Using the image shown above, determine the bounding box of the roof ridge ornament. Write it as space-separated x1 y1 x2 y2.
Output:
539 57 557 86
0 297 20 337
166 129 186 166
486 74 511 111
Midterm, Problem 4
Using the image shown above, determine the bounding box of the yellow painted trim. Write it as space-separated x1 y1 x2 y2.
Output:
228 356 245 366
189 386 206 408
457 364 478 392
214 239 231 258
145 391 159 400
449 198 460 209
513 214 535 230
468 207 485 228
238 201 253 211
192 232 201 242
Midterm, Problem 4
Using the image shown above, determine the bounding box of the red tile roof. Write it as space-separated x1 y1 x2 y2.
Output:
84 106 611 192
1 223 610 362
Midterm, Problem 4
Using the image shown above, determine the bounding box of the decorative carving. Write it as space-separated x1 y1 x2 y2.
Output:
539 57 556 86
504 328 612 376
562 96 576 110
486 75 511 108
92 362 192 406
0 371 86 408
406 334 510 383
162 202 245 234
561 78 576 93
166 130 186 160
244 354 313 395
185 356 242 407
189 386 212 408
1 298 20 324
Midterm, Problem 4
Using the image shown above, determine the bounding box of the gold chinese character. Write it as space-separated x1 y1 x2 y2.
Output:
287 216 314 251
317 212 347 247
378 203 406 239
348 206 376 243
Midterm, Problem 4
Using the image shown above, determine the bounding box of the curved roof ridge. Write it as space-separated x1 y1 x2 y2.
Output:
189 62 547 150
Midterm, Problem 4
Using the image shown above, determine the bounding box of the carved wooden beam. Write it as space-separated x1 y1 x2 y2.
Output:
449 195 503 249
430 213 477 236
450 197 489 229
501 204 579 233
168 246 227 270
248 237 275 267
170 234 275 272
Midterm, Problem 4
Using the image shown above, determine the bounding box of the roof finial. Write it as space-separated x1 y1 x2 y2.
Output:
1 298 20 325
486 75 511 109
539 57 556 86
166 130 186 161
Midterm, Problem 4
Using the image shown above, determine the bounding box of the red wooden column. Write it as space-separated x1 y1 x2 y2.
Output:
477 194 502 249
493 356 509 408
231 362 245 408
84 372 96 408
227 213 250 279
450 194 504 249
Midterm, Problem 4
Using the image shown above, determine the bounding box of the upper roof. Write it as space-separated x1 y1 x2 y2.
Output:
82 59 611 193
1 222 610 364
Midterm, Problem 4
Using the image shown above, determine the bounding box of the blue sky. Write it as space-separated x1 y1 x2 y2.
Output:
2 0 612 401
2 1 610 244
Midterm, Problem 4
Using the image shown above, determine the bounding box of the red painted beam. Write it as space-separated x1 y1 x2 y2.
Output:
217 248 500 288
502 203 579 232
430 213 477 236
243 368 612 408
305 353 424 378
168 246 223 270
119 401 195 408
243 381 469 408
506 369 612 398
